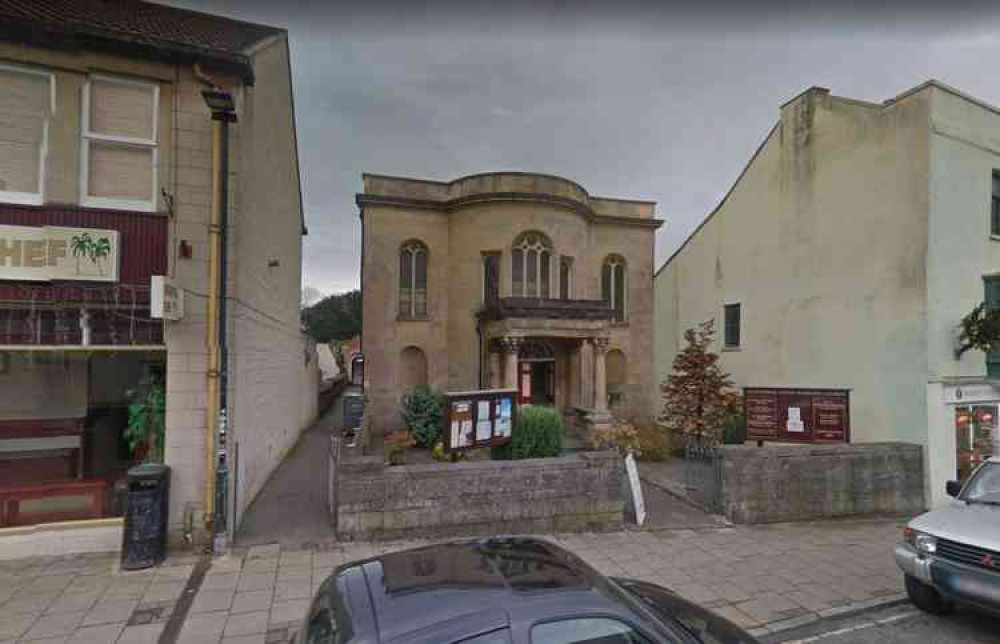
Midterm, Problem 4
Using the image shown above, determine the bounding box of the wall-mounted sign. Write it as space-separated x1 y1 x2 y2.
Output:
745 387 850 443
445 388 517 450
150 275 184 320
944 383 1000 405
0 225 120 282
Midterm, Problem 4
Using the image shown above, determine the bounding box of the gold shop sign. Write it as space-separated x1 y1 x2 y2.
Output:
0 225 120 282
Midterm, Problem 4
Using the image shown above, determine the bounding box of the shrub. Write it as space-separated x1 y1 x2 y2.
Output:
494 405 563 460
400 386 444 448
588 422 642 457
636 426 671 462
723 412 746 445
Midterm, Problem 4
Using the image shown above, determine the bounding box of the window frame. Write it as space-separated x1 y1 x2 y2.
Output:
512 232 553 298
723 301 742 350
559 255 573 300
0 62 55 206
602 254 628 323
992 171 1000 239
398 240 428 320
481 250 501 304
80 73 159 212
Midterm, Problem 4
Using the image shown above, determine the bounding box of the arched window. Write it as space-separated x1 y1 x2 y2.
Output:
511 232 552 298
399 346 428 392
399 241 427 319
601 254 627 322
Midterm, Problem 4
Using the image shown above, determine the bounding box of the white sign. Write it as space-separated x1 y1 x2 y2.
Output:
0 225 120 282
150 275 184 320
786 406 805 432
944 383 1000 405
625 453 646 526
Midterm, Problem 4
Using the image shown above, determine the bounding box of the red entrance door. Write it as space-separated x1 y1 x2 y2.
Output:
518 361 555 406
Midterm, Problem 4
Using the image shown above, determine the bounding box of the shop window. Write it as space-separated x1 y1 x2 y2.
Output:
82 75 158 211
399 240 428 319
512 232 552 298
955 405 998 482
0 63 53 205
601 254 627 322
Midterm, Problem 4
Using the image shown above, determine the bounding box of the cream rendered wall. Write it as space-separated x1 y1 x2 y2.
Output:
228 36 316 530
924 85 1000 506
654 88 930 450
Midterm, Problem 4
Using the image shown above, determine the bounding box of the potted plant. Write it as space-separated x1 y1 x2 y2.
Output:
123 376 166 464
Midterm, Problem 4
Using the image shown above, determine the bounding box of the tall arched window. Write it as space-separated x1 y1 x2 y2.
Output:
511 232 552 298
601 254 627 322
399 240 428 319
399 346 428 392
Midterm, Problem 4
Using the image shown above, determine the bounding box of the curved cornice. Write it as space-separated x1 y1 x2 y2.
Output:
355 192 664 229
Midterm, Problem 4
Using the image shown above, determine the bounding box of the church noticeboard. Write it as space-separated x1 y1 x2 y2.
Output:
744 388 850 443
445 388 517 450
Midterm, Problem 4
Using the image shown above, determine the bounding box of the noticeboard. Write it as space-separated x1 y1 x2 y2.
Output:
744 387 850 443
444 388 517 450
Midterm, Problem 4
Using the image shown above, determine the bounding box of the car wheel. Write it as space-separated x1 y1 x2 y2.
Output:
904 574 953 615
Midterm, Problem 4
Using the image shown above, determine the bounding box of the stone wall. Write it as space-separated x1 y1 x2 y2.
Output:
335 450 624 541
718 442 925 524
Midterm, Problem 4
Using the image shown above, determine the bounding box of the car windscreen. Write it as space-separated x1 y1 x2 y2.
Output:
962 462 1000 505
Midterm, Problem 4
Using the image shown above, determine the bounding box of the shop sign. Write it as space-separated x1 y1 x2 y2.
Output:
150 276 184 320
445 388 517 450
745 387 850 443
0 225 120 282
944 383 1000 405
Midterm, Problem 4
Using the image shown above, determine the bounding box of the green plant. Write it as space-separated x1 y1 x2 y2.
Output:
384 430 414 465
400 386 444 447
723 412 747 445
497 405 563 460
123 376 165 464
956 303 1000 358
70 232 112 275
588 422 642 457
636 426 671 462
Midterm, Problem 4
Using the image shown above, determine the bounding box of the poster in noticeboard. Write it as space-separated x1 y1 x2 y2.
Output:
744 388 850 444
445 389 517 450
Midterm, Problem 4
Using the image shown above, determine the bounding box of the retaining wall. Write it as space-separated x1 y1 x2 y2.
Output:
333 448 624 541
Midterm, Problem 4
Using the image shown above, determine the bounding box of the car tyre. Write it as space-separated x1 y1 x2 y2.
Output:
904 574 953 615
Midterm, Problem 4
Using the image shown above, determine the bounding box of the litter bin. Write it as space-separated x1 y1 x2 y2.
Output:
121 463 170 570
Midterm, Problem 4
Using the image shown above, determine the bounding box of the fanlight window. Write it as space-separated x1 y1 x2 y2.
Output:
511 232 552 298
601 254 627 322
399 241 427 319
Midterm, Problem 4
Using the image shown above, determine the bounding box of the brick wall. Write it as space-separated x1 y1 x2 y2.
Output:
335 450 624 541
718 442 925 524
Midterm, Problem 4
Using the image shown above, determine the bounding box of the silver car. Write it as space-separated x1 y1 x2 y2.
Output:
895 457 1000 615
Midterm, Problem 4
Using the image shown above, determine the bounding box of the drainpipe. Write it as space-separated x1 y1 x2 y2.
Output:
197 65 237 554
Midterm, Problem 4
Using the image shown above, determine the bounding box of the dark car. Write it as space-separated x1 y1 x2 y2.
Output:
293 537 758 644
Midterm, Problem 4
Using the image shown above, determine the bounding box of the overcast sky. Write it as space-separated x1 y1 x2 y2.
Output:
166 0 1000 296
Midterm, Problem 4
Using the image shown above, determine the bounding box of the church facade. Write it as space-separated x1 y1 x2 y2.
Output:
358 172 662 433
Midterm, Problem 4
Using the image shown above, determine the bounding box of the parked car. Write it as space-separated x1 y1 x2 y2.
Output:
895 456 1000 615
293 536 758 643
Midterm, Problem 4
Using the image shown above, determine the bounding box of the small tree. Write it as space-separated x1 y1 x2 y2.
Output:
659 319 740 447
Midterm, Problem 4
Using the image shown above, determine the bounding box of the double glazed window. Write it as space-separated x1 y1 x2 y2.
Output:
82 75 158 211
512 232 552 298
0 64 53 205
399 240 428 319
601 254 627 322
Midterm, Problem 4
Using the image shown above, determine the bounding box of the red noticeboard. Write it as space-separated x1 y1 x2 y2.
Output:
444 389 517 450
744 388 850 443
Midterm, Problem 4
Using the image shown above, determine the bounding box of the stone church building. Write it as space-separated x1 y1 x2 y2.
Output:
358 172 662 433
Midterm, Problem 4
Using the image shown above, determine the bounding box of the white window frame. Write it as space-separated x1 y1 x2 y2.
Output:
0 62 55 206
80 74 159 212
722 300 743 350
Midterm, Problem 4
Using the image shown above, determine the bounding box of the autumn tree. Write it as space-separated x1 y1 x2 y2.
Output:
659 319 741 446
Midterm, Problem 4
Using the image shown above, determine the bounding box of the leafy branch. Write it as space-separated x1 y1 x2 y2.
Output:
956 303 1000 358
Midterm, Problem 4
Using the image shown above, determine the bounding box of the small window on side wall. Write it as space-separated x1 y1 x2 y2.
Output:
0 63 53 205
992 172 1000 237
399 240 428 319
724 303 741 349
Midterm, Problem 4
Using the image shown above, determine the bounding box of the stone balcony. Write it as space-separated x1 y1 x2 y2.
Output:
477 297 613 322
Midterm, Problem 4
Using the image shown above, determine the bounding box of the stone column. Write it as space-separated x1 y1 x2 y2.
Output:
489 351 502 389
567 341 581 408
499 337 522 390
580 339 594 408
593 337 610 413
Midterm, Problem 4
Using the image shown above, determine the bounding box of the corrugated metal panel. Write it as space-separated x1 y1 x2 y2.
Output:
0 203 168 303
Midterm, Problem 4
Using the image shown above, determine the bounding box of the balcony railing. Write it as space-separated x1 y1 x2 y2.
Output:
478 296 613 321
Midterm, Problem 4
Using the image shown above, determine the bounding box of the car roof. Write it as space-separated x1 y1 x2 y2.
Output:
324 537 648 643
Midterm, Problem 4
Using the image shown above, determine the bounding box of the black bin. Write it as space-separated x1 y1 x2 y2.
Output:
121 463 170 570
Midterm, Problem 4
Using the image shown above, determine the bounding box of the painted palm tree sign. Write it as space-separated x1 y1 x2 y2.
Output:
70 232 113 277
